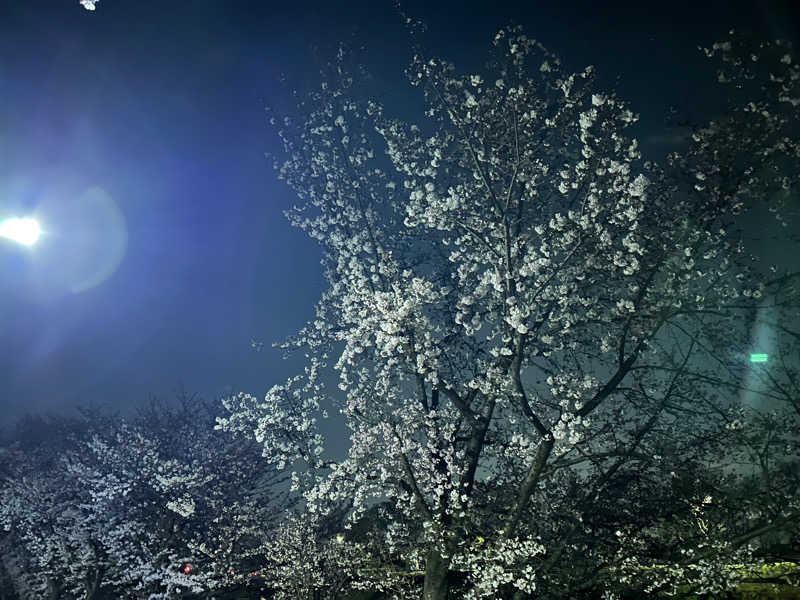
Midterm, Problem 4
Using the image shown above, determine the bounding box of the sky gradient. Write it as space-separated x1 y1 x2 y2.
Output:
1 0 798 430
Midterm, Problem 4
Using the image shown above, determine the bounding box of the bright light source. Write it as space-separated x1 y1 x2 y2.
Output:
749 353 768 363
0 217 41 246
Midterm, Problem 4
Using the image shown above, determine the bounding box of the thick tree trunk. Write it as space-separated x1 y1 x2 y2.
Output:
423 549 450 600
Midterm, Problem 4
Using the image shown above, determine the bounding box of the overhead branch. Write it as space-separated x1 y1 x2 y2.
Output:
460 393 498 499
509 332 548 437
502 436 555 538
576 351 639 419
441 387 480 428
392 430 433 523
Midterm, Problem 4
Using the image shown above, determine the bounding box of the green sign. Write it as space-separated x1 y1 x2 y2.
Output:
749 353 768 363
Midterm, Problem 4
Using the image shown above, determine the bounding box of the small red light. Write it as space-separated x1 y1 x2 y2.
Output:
182 563 193 574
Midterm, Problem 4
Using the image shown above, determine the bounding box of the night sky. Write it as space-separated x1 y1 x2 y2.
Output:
1 0 798 430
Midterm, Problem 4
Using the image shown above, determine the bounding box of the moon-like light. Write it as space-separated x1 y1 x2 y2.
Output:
0 217 41 246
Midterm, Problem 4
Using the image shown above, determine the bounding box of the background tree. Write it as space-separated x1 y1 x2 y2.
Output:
77 393 294 598
0 394 295 600
0 412 117 600
219 23 799 600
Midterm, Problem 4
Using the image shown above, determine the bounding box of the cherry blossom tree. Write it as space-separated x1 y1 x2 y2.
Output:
76 394 294 599
582 271 800 598
219 23 798 600
0 413 118 600
611 36 800 596
0 396 296 599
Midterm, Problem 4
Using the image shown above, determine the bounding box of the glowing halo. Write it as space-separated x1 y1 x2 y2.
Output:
33 186 128 295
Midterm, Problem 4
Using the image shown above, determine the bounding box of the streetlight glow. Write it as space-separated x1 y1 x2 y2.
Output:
0 217 41 246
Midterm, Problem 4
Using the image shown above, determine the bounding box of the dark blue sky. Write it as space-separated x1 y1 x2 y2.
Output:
1 0 797 428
